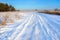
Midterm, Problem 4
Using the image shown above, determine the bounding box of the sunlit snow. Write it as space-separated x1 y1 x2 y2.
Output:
0 12 60 40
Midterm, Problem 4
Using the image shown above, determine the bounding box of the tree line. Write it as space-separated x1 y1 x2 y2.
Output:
0 3 16 12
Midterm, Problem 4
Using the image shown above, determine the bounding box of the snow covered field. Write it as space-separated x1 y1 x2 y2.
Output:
0 12 60 40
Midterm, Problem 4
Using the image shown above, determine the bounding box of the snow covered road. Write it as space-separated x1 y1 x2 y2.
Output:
0 12 60 40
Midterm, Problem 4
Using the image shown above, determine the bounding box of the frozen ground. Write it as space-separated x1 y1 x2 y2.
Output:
0 12 60 40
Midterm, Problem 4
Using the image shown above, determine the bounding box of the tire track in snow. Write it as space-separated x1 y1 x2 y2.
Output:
0 12 60 40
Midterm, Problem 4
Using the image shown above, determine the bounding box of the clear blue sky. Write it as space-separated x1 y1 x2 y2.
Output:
0 0 60 10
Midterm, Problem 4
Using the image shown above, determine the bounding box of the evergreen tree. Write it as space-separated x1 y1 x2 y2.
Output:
0 3 15 11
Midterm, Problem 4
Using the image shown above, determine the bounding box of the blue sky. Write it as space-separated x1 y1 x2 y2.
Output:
0 0 60 10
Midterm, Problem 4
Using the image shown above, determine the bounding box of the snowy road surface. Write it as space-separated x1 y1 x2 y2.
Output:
0 12 60 40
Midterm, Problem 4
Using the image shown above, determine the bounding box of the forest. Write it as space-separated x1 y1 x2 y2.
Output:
0 3 15 11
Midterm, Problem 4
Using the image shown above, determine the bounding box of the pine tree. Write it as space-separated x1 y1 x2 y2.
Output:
0 3 15 11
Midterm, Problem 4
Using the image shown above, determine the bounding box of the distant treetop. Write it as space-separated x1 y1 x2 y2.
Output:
0 3 16 12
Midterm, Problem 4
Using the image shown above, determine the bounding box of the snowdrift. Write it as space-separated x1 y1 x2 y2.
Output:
0 12 60 40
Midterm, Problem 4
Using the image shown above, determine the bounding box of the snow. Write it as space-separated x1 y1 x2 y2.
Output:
0 12 60 40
